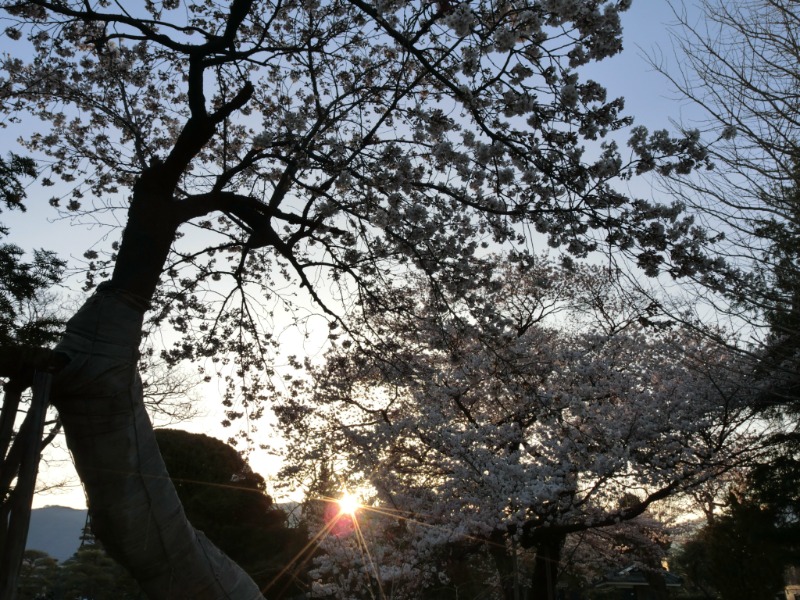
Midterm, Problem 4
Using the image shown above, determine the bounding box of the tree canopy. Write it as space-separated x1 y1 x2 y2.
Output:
1 0 717 399
656 1 800 562
278 258 765 598
0 152 65 347
654 0 800 356
673 480 797 600
0 0 749 597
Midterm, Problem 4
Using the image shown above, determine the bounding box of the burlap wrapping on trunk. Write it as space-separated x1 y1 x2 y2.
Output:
52 285 264 599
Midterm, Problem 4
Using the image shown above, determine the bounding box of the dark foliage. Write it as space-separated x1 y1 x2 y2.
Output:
0 153 65 347
155 429 307 597
674 481 798 600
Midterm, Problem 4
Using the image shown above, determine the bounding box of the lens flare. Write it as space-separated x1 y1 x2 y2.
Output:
338 491 360 516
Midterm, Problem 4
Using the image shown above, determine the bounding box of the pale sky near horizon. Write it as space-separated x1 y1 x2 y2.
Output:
0 1 707 510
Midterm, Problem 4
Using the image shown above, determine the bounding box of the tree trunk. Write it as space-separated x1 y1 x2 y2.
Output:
47 177 266 598
487 529 520 600
0 373 51 599
529 533 564 600
50 287 265 599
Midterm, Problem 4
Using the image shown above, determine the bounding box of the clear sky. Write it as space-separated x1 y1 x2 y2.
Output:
3 1 706 510
598 1 701 131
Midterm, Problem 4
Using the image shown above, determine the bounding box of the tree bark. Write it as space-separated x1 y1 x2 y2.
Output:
110 172 180 301
487 529 520 600
529 532 564 600
45 176 266 598
50 285 266 599
0 372 51 600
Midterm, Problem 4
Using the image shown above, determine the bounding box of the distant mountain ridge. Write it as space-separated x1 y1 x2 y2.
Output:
26 506 87 562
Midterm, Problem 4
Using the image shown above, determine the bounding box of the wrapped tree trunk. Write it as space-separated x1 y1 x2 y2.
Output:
51 285 265 599
44 173 267 598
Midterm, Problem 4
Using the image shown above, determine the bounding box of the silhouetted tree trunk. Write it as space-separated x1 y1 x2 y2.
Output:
49 178 264 599
488 529 519 600
529 533 564 600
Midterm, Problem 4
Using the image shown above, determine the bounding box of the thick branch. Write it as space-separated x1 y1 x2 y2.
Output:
519 477 690 548
0 346 69 389
219 0 254 48
176 190 324 236
209 81 254 125
161 82 253 184
23 0 200 52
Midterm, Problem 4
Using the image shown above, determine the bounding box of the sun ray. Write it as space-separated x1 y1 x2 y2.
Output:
352 512 386 600
261 491 514 596
260 500 343 594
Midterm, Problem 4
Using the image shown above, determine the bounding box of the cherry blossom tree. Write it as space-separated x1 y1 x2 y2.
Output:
278 258 765 599
0 0 723 597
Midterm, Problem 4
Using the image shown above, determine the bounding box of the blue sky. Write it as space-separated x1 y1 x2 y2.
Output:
598 1 702 132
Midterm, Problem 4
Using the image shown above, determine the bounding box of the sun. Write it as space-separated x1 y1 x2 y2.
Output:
337 491 360 516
